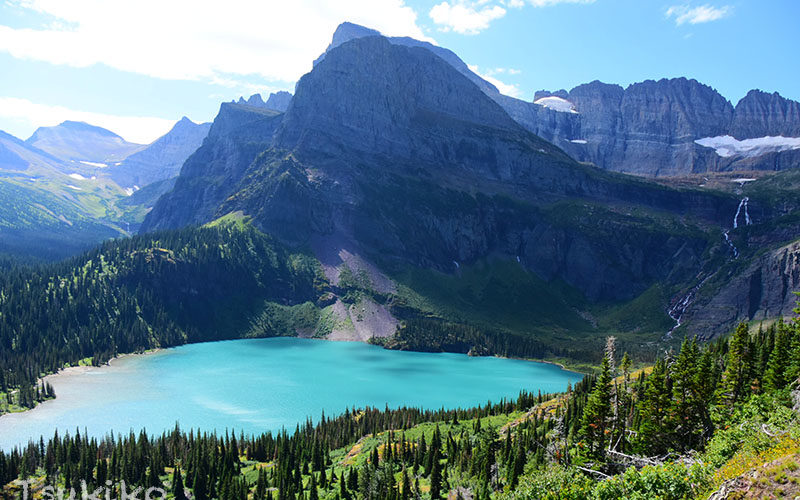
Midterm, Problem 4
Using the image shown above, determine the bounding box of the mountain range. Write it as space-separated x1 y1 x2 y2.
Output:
141 25 800 345
322 23 800 177
0 116 211 259
2 22 799 344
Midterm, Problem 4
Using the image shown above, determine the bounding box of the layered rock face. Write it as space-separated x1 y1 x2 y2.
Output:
319 23 800 177
730 90 800 138
144 35 737 304
683 239 800 339
529 82 800 176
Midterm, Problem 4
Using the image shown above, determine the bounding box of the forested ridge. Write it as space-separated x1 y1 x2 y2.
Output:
3 311 800 498
0 223 323 411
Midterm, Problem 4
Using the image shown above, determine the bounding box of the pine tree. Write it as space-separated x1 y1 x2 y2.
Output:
173 466 187 500
669 337 703 450
308 472 318 500
634 359 671 454
578 352 612 460
718 323 753 407
429 449 442 500
764 321 791 391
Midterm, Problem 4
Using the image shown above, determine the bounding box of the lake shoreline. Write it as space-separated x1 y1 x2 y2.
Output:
0 337 585 451
9 336 586 420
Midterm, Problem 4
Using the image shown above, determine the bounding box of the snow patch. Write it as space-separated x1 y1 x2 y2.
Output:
79 160 108 168
66 184 82 191
534 96 578 114
695 135 800 158
68 173 87 180
570 139 588 144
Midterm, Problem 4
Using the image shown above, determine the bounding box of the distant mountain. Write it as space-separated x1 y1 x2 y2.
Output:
525 81 800 176
0 129 128 259
236 91 293 112
0 116 212 259
109 117 211 189
323 23 800 177
26 120 145 164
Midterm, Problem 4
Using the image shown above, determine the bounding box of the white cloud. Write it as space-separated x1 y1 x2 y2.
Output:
468 64 521 97
666 4 732 25
486 67 522 75
527 0 595 5
0 0 428 84
430 1 507 35
0 97 176 143
431 0 594 35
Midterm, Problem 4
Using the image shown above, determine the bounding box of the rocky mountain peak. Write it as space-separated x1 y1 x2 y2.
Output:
278 35 526 168
730 89 800 139
265 91 292 112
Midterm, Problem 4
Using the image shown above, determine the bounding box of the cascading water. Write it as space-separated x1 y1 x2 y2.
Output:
733 197 752 229
665 197 754 337
665 275 712 339
723 230 739 259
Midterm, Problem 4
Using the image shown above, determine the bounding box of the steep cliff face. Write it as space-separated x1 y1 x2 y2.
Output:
140 103 283 232
730 90 800 139
140 25 797 339
318 23 800 177
683 238 800 339
570 78 734 176
178 36 735 304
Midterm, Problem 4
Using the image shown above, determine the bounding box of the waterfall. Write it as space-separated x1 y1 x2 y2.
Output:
665 275 712 339
733 197 752 229
723 230 739 259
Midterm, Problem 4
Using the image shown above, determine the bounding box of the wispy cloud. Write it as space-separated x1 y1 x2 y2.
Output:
666 4 732 25
430 1 507 35
0 97 176 143
0 1 428 84
468 64 522 97
431 0 594 35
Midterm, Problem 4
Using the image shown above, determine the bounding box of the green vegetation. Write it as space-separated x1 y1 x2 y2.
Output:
0 222 326 409
3 307 799 499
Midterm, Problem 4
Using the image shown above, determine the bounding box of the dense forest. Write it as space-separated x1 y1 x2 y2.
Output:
3 310 799 498
0 222 606 413
0 223 324 408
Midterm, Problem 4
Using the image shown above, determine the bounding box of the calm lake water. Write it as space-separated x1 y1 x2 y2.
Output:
0 338 583 449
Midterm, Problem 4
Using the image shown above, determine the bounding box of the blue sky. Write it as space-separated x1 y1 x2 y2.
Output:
0 0 797 143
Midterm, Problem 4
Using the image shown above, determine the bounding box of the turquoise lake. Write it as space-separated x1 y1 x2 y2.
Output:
0 338 583 450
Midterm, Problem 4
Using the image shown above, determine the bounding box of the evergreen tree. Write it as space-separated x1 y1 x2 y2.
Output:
764 321 791 391
578 352 612 460
718 323 753 407
429 449 442 500
173 466 187 500
669 337 703 450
